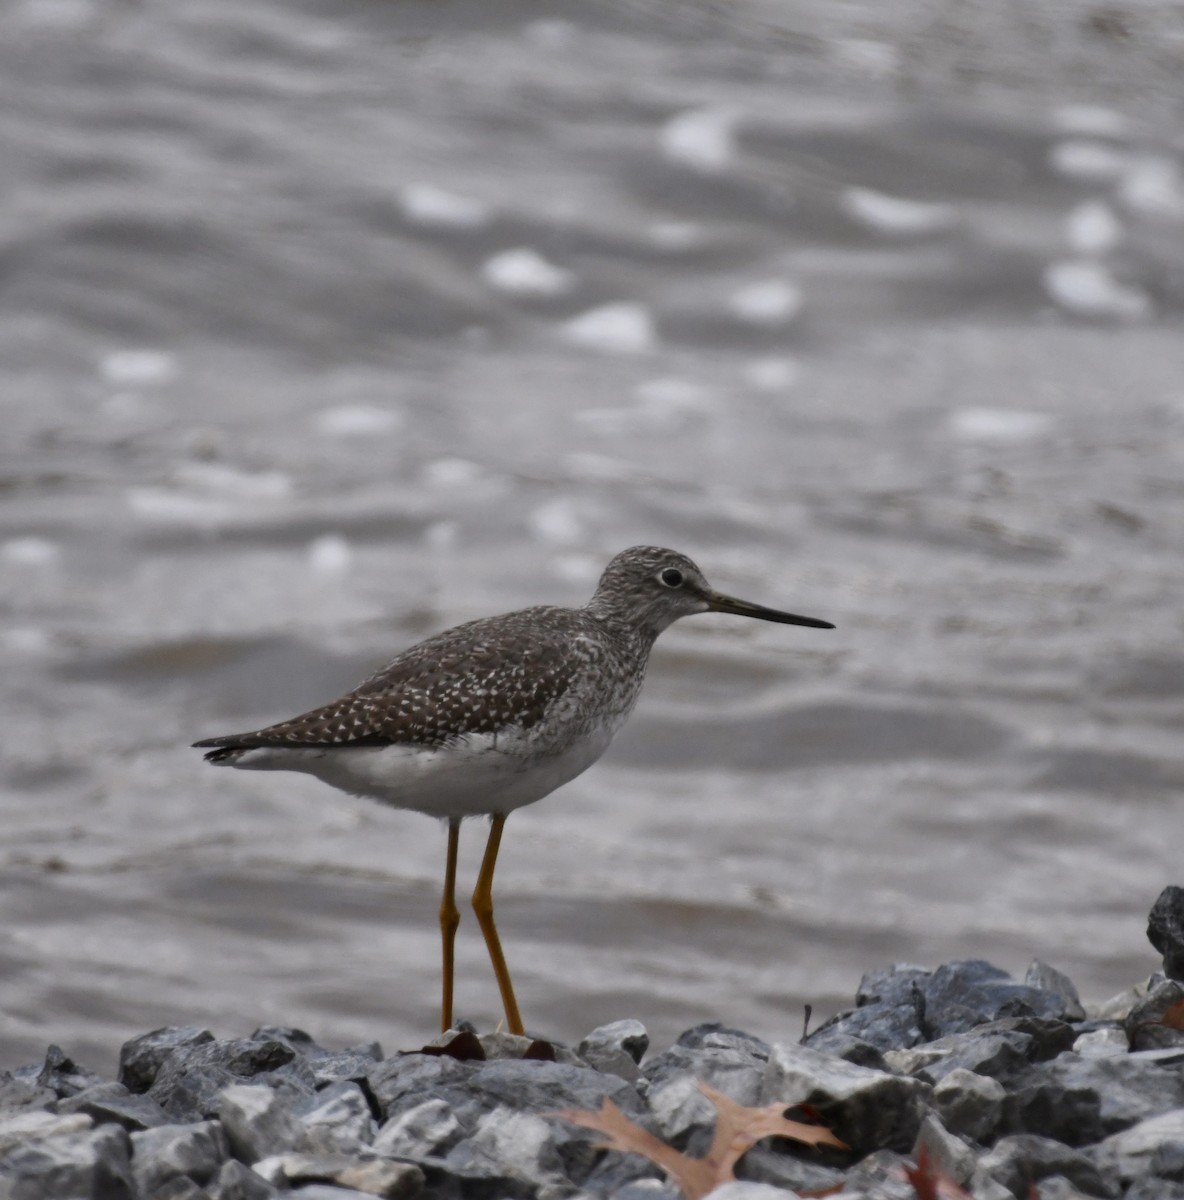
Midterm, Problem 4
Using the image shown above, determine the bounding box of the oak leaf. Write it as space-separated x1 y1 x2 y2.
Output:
554 1080 847 1200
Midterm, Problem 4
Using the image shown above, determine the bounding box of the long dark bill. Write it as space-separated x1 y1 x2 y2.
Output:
706 591 835 629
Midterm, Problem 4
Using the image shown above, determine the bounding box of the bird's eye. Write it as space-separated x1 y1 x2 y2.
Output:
658 568 684 588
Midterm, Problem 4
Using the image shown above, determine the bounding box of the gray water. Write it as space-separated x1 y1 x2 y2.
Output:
2 0 1184 1074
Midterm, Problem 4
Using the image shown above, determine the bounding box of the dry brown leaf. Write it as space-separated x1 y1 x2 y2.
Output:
556 1096 716 1199
553 1080 847 1200
904 1144 974 1200
1160 999 1184 1031
697 1081 848 1179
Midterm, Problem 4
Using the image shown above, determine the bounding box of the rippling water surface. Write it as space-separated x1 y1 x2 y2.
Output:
2 0 1184 1072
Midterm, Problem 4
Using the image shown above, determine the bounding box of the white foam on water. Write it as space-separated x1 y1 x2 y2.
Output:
100 392 154 421
422 457 484 488
522 18 577 49
551 552 600 585
840 187 957 235
100 349 178 387
1119 156 1184 219
561 303 655 354
423 520 458 552
1 537 60 566
2 626 54 656
1050 104 1129 138
125 488 232 526
1066 201 1122 255
648 220 707 251
529 498 585 545
306 534 352 576
314 404 403 438
481 248 576 297
829 38 900 79
949 408 1055 443
727 279 803 326
743 357 801 391
398 182 491 229
1048 140 1128 181
16 0 98 31
634 377 712 422
660 106 737 173
174 462 293 500
1043 260 1152 320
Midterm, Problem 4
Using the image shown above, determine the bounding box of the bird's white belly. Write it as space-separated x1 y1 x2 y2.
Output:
223 725 617 819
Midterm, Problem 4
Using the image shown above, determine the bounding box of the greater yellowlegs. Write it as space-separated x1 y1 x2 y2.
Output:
193 545 833 1035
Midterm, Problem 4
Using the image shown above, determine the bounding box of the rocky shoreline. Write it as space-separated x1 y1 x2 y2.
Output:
2 889 1182 1200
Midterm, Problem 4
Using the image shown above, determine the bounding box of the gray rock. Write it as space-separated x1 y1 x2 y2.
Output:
209 1158 279 1200
367 1054 475 1119
1148 886 1184 981
580 1151 665 1198
474 1031 581 1065
1072 1028 1129 1059
911 1112 976 1186
671 1024 770 1059
610 1182 677 1200
253 1151 423 1198
701 1183 800 1200
454 1057 644 1118
1125 978 1184 1050
296 1081 376 1154
806 1002 924 1056
149 1176 214 1199
148 1037 304 1122
912 1018 1075 1087
0 1109 93 1157
966 1167 1015 1200
760 1042 931 1153
1125 1181 1184 1200
1002 1052 1184 1145
56 1080 170 1130
130 1118 229 1193
734 1142 845 1195
0 1073 56 1118
1033 1178 1096 1200
836 1147 915 1199
252 1027 384 1088
1091 1108 1184 1184
580 1020 650 1066
798 1031 887 1069
0 1122 134 1199
931 1067 1005 1143
855 964 930 1007
1154 1138 1184 1183
33 1045 104 1100
578 1021 649 1081
119 1026 216 1094
643 1040 766 1142
217 1083 304 1163
444 1108 565 1190
916 961 1071 1039
978 1134 1116 1198
849 961 1071 1044
1089 976 1160 1022
1025 961 1087 1022
372 1097 461 1159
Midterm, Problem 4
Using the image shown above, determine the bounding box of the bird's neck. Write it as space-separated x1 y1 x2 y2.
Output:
582 604 663 657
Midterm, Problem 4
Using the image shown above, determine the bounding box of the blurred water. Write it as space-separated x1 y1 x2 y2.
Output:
2 0 1184 1073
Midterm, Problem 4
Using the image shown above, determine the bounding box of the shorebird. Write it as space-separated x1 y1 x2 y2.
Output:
193 545 833 1035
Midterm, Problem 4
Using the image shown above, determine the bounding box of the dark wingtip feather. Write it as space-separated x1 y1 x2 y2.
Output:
201 745 243 763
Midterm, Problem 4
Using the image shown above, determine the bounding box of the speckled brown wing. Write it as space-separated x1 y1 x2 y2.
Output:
192 607 591 757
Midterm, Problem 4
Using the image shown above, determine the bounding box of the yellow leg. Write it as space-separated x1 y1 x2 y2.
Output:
472 814 525 1035
439 819 461 1033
